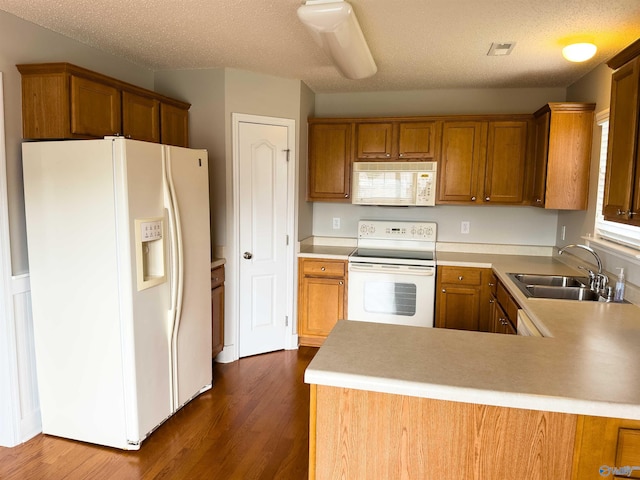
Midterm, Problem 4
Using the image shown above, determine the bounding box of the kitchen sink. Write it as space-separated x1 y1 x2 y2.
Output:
524 285 602 301
511 273 589 288
507 273 605 302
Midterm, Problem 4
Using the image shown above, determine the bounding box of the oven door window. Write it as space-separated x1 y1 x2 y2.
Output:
363 281 417 316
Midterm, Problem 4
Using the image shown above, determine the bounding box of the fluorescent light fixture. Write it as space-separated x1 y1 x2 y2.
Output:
562 43 597 62
297 0 377 79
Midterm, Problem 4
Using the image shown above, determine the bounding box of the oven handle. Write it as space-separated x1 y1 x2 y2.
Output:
348 263 435 276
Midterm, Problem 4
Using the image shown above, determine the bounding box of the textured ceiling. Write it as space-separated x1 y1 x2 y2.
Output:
1 0 639 93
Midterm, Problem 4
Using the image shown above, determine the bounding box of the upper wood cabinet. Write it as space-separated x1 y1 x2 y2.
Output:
18 63 190 147
437 118 530 205
308 121 354 202
356 120 439 160
160 102 189 147
531 103 595 210
603 39 640 226
122 91 160 143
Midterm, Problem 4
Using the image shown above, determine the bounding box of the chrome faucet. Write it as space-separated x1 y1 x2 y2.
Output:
558 244 608 292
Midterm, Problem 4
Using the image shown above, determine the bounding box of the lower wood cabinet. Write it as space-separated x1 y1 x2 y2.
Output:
211 264 225 358
435 266 493 331
573 416 640 479
298 257 347 347
490 278 518 334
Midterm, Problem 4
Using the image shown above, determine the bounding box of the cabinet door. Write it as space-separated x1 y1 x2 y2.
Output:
160 103 189 147
436 285 481 331
308 123 353 201
356 123 394 159
531 111 551 206
211 285 224 358
398 122 438 159
122 91 160 143
491 299 514 334
603 58 640 225
298 276 345 342
437 121 487 203
484 121 528 204
70 75 121 137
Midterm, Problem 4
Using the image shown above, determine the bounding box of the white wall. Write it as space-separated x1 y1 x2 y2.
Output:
313 204 559 245
298 82 315 242
154 69 226 252
311 87 568 246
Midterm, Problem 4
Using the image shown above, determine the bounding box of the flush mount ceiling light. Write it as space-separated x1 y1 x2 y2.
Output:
562 43 597 62
297 0 377 80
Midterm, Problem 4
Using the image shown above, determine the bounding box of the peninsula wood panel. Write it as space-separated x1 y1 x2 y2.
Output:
312 386 577 480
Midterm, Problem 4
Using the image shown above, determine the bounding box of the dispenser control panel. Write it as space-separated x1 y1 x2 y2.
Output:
140 220 163 241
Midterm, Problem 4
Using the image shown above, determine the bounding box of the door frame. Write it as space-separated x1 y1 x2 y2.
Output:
225 113 297 362
0 72 21 446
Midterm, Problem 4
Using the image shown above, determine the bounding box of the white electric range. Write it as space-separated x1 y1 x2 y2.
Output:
347 220 437 327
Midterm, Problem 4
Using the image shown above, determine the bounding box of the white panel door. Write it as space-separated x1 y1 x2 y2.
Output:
238 122 289 358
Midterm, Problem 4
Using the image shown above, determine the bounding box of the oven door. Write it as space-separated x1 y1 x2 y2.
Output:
347 262 435 327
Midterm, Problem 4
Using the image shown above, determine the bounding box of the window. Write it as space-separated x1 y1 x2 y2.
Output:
593 111 640 250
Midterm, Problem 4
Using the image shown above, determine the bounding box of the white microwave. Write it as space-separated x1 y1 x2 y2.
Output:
351 161 437 206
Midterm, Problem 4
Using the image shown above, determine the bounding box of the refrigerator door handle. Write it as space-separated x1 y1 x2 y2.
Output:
162 147 185 412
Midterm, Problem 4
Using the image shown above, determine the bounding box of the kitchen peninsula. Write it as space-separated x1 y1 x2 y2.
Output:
304 254 640 480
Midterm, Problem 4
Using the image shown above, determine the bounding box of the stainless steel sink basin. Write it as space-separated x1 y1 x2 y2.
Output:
524 285 602 301
511 273 588 288
507 273 604 301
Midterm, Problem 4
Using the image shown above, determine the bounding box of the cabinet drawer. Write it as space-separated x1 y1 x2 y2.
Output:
302 259 346 277
211 265 225 289
440 267 482 286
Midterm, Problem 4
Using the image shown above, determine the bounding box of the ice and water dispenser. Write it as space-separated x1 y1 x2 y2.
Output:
134 217 166 291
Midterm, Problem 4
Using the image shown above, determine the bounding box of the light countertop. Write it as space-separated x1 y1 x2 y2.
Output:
298 244 354 260
305 253 640 420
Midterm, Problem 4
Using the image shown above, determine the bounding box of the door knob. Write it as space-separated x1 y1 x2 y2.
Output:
243 252 253 259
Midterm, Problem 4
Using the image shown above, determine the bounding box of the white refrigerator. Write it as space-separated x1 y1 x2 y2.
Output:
22 138 212 450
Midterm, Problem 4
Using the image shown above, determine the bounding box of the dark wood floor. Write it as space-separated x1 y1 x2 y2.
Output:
0 347 318 480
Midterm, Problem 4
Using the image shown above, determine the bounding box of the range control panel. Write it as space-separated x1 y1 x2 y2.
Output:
357 220 437 242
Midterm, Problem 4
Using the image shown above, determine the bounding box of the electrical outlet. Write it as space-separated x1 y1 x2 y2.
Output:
332 217 340 230
461 221 470 234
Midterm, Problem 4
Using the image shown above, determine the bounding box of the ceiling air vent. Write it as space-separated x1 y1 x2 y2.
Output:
487 42 516 56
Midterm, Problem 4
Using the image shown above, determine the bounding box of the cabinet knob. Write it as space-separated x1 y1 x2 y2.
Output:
344 194 349 198
399 153 404 157
441 288 446 293
339 281 344 285
386 153 391 157
471 196 476 201
485 196 491 202
617 209 626 216
630 211 638 217
458 276 463 281
536 198 542 204
489 299 494 304
321 267 326 271
488 282 495 287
